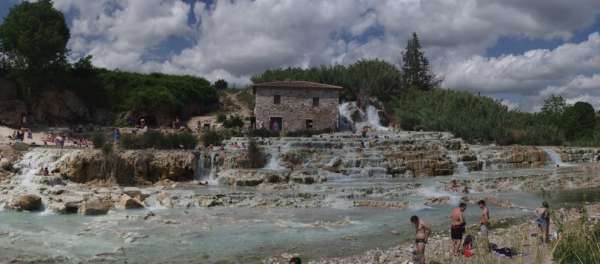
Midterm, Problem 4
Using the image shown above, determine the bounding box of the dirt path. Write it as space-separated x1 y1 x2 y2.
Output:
225 91 252 117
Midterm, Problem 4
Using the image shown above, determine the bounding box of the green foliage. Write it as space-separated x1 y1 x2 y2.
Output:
222 115 244 129
119 132 197 149
562 102 596 141
200 130 224 147
0 0 70 99
393 90 600 146
402 32 439 91
216 113 227 123
214 79 228 90
285 128 334 137
553 218 600 263
251 59 404 102
101 143 113 156
248 128 279 138
244 137 267 169
91 132 106 149
394 89 511 143
97 70 218 117
0 0 69 73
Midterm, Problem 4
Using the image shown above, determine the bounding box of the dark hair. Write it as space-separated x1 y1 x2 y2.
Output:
478 200 486 206
459 202 467 208
289 257 302 264
410 215 419 223
542 201 549 208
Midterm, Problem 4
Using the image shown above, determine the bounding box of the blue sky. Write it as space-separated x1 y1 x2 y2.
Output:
2 0 600 111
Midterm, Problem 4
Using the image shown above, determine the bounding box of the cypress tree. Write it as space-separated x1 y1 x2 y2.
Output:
402 32 438 90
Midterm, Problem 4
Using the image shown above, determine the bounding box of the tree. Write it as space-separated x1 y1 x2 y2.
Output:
0 0 70 73
214 79 228 90
245 137 266 168
562 102 596 141
0 0 70 100
401 32 438 90
541 95 567 126
347 59 404 103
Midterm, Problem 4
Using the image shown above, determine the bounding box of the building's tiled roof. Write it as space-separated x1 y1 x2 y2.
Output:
252 80 343 90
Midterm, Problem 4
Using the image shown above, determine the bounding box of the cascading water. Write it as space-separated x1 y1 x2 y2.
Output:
366 105 389 131
542 147 571 167
338 102 389 132
195 151 218 185
264 144 287 170
3 148 79 212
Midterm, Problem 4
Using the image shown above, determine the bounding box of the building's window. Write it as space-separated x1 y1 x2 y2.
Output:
312 97 319 107
306 119 313 129
274 95 281 105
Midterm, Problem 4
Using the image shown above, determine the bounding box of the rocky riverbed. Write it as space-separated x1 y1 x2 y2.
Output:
0 131 599 263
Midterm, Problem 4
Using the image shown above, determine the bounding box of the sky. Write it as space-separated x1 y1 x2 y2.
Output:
2 0 600 112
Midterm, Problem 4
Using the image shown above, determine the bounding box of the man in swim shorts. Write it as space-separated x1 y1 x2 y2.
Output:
411 215 431 264
450 203 467 256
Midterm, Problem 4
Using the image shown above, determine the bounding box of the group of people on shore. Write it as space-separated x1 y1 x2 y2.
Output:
411 199 550 264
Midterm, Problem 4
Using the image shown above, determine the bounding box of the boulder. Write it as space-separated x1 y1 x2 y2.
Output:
11 194 43 211
425 196 450 206
353 200 408 209
79 200 113 215
118 195 144 209
290 170 320 184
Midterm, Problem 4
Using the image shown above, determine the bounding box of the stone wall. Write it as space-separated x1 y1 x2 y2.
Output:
254 87 339 132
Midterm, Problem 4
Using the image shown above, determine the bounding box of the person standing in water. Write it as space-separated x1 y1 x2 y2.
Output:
450 203 467 256
410 215 431 264
479 200 490 238
536 201 550 244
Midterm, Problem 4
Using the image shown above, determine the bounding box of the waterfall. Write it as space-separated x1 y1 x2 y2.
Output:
449 152 469 175
542 147 571 167
15 149 77 190
264 145 285 170
195 151 218 185
366 105 389 131
338 102 388 132
4 148 79 213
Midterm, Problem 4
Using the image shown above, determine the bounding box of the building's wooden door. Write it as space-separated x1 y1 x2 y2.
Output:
270 117 282 133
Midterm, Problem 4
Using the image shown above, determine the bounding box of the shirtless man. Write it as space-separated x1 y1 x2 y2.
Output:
450 203 467 256
410 215 431 264
479 200 490 238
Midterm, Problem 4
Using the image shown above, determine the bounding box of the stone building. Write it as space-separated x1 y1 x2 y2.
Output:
253 80 342 133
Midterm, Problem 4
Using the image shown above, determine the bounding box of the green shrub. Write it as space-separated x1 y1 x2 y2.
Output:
223 115 244 128
101 143 113 155
243 137 267 169
120 131 197 149
248 128 279 138
216 113 227 123
91 132 106 149
200 130 224 147
553 218 600 263
285 128 333 137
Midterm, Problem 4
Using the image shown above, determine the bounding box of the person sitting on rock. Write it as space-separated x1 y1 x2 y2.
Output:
450 179 460 192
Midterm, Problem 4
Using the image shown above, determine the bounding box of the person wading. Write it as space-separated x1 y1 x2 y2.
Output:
410 215 431 264
479 200 490 240
450 203 467 256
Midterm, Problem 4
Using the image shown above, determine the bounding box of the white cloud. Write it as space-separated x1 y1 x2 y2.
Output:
443 33 600 110
37 0 600 110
